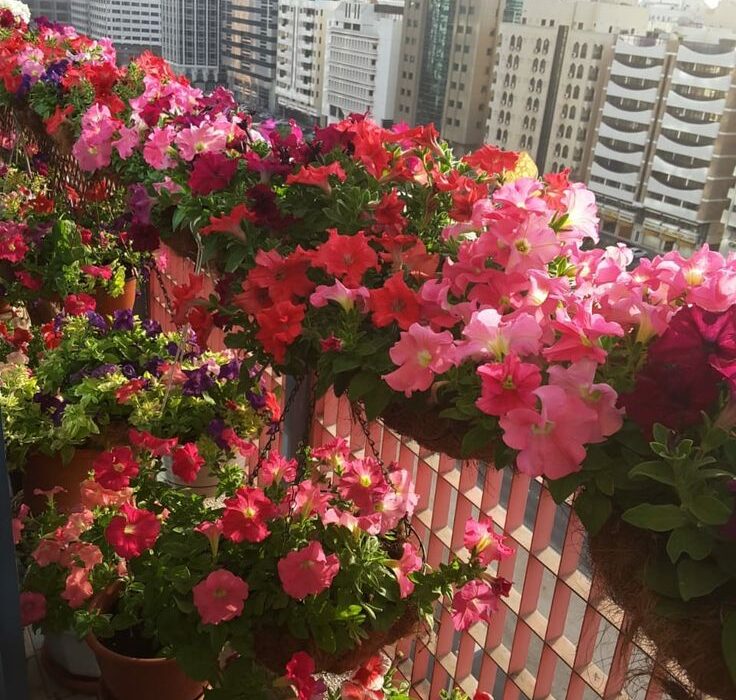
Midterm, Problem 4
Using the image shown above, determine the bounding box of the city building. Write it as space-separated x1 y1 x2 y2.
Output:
586 30 736 255
485 0 649 178
69 0 161 62
160 0 221 89
720 168 736 254
394 0 501 154
27 0 71 24
222 0 278 111
275 0 340 122
325 0 404 126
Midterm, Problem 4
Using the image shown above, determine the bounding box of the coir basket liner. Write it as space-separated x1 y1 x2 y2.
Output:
589 519 735 700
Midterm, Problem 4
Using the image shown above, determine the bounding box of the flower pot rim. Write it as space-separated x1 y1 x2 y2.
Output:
85 631 178 668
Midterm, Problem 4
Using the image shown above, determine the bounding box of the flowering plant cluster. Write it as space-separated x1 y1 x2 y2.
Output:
0 311 273 473
15 437 512 699
0 156 148 309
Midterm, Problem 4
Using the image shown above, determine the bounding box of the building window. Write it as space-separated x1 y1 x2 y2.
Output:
580 43 588 59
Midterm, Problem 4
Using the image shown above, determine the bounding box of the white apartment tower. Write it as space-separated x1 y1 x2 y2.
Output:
161 0 221 89
325 1 404 126
70 0 161 61
485 0 649 178
587 31 736 255
276 0 340 122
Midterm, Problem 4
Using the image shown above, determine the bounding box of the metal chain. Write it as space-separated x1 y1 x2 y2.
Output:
351 401 385 467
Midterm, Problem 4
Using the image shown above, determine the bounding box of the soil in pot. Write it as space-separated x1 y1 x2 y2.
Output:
95 279 137 316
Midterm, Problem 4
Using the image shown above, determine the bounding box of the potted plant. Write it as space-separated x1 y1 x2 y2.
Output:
1 311 273 511
15 436 513 700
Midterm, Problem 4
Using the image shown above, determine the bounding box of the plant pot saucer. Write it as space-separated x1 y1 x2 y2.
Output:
41 643 99 696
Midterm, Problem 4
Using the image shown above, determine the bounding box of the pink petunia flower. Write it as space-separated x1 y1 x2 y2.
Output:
175 123 228 161
221 487 277 543
338 459 388 513
278 541 340 600
259 451 297 486
61 567 93 608
20 591 47 626
192 569 249 625
476 354 542 416
143 126 176 170
543 305 623 364
499 385 595 479
451 580 503 631
459 310 542 362
463 517 514 567
309 280 370 312
390 542 422 598
383 323 457 396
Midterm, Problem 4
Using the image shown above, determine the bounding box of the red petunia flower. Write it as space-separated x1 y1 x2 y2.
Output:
255 300 306 363
128 429 179 456
369 273 420 329
200 203 257 241
105 503 161 559
93 447 140 490
171 443 205 483
188 152 239 195
115 379 148 404
171 272 205 325
312 229 378 287
45 105 74 136
463 144 519 177
64 294 96 316
285 161 347 194
221 486 278 543
246 248 314 304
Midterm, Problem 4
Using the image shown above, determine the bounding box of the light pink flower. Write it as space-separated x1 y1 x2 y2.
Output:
493 177 548 213
61 567 93 608
195 520 223 557
72 134 113 172
278 541 340 600
543 305 623 364
459 310 542 361
309 281 370 312
560 183 599 244
20 592 46 626
548 360 623 443
193 569 249 625
463 517 514 567
143 126 176 170
390 543 422 598
290 480 331 518
175 123 228 161
113 125 140 159
451 580 502 631
500 385 595 479
501 214 560 274
383 323 457 396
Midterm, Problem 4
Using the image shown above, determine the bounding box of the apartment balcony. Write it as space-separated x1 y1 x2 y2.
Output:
678 42 736 68
605 80 658 104
589 179 634 203
666 89 727 115
671 67 733 92
651 155 708 183
593 142 645 168
655 132 715 161
601 101 652 125
645 177 703 205
661 111 722 138
590 161 639 188
642 215 700 243
597 121 649 147
610 59 664 82
614 35 668 59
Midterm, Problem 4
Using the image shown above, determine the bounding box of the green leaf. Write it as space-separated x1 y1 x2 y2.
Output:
460 424 490 459
652 423 671 446
688 495 732 526
594 470 615 496
723 610 736 685
666 525 713 563
171 207 187 231
347 371 379 402
622 504 687 532
643 557 679 598
574 489 612 536
629 460 675 486
363 383 393 422
546 471 588 503
677 558 729 601
332 355 363 374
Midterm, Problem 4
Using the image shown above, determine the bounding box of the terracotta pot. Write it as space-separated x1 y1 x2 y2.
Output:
95 279 137 317
23 448 101 514
27 298 59 325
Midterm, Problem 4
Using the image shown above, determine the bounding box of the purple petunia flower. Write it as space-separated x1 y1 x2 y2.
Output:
33 393 67 425
141 319 162 337
41 59 68 86
246 390 267 411
182 366 215 397
121 364 138 379
112 310 135 332
89 363 117 379
144 357 164 376
86 311 109 333
207 418 229 449
219 359 241 381
166 341 180 357
127 184 152 226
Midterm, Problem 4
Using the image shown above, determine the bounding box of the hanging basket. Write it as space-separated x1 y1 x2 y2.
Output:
254 605 424 675
588 520 736 700
380 401 495 462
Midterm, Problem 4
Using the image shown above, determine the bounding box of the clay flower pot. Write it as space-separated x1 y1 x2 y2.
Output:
95 278 137 316
87 633 204 700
